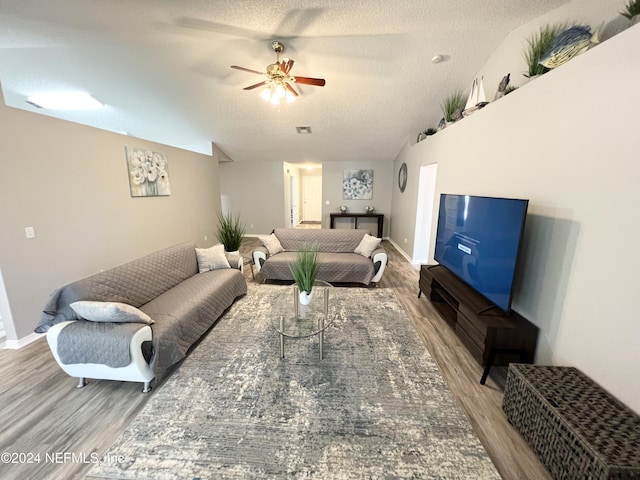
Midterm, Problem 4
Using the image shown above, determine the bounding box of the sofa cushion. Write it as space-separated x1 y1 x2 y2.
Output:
70 301 154 324
259 252 375 285
258 233 284 255
140 268 247 379
274 228 366 253
36 242 198 333
195 244 230 272
355 234 382 258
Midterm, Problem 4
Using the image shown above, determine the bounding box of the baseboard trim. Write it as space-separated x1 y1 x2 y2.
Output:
387 238 420 270
3 332 43 349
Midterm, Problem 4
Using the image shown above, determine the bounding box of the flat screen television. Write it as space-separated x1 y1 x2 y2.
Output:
433 194 529 313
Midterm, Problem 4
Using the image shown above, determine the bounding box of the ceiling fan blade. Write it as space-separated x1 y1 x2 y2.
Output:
231 65 264 75
243 81 267 90
285 83 299 97
294 76 326 87
281 59 295 74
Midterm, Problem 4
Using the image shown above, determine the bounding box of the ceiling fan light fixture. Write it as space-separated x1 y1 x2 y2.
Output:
260 87 272 102
261 80 296 105
232 41 322 105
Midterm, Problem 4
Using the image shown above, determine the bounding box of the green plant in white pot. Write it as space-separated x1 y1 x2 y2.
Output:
288 244 319 305
216 211 245 253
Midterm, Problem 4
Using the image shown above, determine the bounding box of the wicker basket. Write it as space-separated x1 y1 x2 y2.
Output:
503 364 640 479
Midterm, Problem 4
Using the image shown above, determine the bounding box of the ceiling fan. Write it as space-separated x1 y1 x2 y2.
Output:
231 41 326 104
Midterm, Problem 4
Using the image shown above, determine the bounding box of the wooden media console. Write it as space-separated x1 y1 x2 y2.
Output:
419 265 538 383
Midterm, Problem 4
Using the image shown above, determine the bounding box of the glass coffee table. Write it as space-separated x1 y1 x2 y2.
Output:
271 280 335 359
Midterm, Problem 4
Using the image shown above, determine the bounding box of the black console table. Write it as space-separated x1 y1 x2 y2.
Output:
329 213 384 238
419 264 538 384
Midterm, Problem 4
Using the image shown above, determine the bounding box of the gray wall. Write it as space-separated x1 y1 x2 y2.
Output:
219 161 287 235
391 23 640 414
322 160 393 237
219 160 393 238
0 90 221 341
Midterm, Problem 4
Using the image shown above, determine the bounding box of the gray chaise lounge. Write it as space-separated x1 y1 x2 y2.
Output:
36 242 247 392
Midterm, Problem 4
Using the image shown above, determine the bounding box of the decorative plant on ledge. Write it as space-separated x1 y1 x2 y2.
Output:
288 244 319 304
441 90 466 124
620 0 640 21
216 211 245 252
523 23 566 78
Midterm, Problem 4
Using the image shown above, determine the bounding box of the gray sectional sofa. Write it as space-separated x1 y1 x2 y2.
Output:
252 228 387 285
35 242 247 392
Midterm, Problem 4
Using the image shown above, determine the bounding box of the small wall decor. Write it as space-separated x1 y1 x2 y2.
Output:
398 163 408 193
343 169 373 200
125 146 171 197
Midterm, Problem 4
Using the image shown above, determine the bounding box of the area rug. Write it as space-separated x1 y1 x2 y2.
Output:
88 285 499 479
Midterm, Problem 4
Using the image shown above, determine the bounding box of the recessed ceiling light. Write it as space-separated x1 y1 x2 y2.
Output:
296 126 312 134
26 92 104 110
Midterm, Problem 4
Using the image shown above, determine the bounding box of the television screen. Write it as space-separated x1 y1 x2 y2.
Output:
434 194 529 312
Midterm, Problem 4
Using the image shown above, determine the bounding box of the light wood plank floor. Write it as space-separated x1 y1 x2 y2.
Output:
0 238 550 480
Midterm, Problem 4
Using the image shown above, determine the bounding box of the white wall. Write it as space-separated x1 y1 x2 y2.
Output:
391 139 430 258
0 89 222 341
477 0 631 100
407 24 640 413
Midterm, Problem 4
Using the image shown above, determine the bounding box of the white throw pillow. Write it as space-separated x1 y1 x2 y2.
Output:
195 243 230 272
258 233 284 255
70 301 154 324
354 234 382 258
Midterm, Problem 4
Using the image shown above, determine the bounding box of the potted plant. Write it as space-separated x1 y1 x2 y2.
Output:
216 211 245 253
523 23 566 78
621 0 640 22
441 90 466 125
288 244 319 305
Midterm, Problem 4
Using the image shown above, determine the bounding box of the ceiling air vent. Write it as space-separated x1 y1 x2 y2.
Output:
296 126 312 134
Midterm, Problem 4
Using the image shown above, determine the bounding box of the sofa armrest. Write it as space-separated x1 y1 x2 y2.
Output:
225 253 243 270
371 247 388 283
252 246 268 272
46 320 154 391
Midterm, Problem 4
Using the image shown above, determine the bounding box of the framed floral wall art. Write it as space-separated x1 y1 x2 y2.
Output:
343 169 373 200
125 147 171 197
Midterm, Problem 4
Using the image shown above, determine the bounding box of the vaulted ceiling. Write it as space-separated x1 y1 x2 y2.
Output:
0 0 569 163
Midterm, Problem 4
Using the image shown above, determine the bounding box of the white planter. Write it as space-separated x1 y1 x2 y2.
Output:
299 289 313 305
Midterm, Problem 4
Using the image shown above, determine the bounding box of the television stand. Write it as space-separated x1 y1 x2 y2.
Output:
419 265 538 384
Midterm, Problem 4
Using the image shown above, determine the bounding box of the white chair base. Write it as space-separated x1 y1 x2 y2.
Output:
47 321 155 393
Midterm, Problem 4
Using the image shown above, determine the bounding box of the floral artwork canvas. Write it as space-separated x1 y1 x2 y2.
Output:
343 169 373 200
125 147 171 197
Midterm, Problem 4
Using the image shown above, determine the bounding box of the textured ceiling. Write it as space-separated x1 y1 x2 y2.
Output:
0 0 569 163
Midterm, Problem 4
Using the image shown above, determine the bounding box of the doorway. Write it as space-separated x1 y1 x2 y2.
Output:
413 163 438 263
290 175 300 227
301 175 322 223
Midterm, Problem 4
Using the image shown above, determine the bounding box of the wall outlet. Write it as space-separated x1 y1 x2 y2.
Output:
325 200 330 205
404 238 408 244
250 224 254 229
204 235 208 241
25 226 35 239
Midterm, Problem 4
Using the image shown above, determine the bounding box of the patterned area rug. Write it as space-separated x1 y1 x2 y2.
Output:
88 285 499 479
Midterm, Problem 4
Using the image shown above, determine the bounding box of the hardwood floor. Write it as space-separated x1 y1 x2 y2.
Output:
0 237 549 480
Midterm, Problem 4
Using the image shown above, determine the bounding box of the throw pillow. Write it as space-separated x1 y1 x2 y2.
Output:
195 243 231 272
354 234 382 258
70 301 154 324
259 233 284 255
